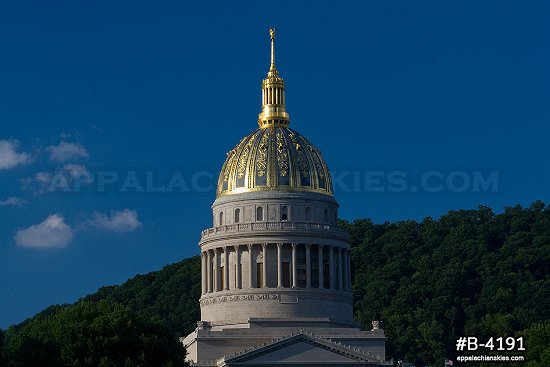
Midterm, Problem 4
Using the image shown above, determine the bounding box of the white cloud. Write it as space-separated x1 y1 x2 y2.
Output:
88 209 142 233
46 141 89 162
63 164 92 180
0 197 25 206
0 139 33 170
23 164 92 193
15 214 74 249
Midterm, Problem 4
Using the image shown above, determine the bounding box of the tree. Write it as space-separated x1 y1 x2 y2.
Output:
3 300 186 367
520 323 550 367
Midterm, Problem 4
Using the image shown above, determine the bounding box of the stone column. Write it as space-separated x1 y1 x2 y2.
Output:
277 243 283 288
305 244 311 288
234 245 241 289
347 249 352 291
328 246 334 289
262 243 268 288
317 245 324 289
223 246 229 291
200 252 205 295
207 250 212 293
337 247 343 290
291 243 297 288
343 249 348 291
213 248 219 292
248 244 254 288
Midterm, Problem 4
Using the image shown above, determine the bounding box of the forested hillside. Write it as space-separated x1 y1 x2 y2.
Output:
341 201 550 366
83 254 201 336
1 202 549 366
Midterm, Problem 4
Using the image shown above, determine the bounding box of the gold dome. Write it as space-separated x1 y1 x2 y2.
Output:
216 29 333 198
216 127 333 197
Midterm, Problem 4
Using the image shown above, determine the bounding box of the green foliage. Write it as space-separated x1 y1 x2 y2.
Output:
0 257 199 366
0 329 5 364
2 300 186 366
84 256 201 336
349 201 550 366
520 323 550 367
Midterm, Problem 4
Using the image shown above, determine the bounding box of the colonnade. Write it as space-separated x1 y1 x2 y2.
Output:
200 243 351 295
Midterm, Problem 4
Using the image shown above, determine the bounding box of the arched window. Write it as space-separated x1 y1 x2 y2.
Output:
234 208 240 223
305 207 311 222
219 211 224 226
281 206 288 221
256 206 264 221
323 209 328 223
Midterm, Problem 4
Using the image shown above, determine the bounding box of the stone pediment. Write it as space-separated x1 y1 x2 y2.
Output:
216 332 385 366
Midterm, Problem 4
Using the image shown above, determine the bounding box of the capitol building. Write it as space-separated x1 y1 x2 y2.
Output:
182 29 389 367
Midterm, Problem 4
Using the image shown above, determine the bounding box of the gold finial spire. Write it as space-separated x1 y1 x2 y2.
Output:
258 28 289 128
269 28 276 70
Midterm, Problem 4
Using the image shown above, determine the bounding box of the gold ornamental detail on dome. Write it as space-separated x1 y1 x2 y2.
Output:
256 131 269 177
218 135 249 194
276 132 289 177
288 132 309 178
216 128 333 198
236 135 255 179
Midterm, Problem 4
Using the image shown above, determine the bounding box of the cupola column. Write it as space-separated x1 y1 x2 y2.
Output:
337 247 343 290
347 249 352 291
305 244 312 288
318 245 324 289
234 245 241 289
247 244 254 288
328 246 334 289
291 243 297 288
223 247 230 290
201 252 206 295
277 243 283 288
344 249 350 291
262 243 268 288
213 248 219 292
207 250 212 293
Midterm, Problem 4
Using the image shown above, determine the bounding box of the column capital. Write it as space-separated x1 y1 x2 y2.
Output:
262 242 268 249
277 242 283 249
291 243 297 249
247 244 253 250
305 243 311 248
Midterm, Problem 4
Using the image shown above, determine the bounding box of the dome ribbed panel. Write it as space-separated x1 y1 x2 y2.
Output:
217 127 333 197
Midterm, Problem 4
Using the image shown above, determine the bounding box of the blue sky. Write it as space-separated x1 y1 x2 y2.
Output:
0 1 548 328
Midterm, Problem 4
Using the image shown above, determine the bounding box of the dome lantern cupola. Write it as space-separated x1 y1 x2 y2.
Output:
258 28 289 128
